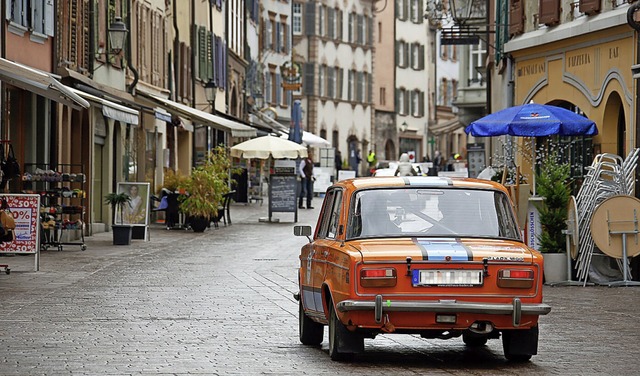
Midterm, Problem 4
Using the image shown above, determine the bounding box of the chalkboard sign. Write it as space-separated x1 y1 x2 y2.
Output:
269 174 298 222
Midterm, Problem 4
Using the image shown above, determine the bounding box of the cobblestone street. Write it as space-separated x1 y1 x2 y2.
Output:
0 202 638 375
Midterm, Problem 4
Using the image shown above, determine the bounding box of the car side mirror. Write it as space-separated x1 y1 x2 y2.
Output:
294 225 312 242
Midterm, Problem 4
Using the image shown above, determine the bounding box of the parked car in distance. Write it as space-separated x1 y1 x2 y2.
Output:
294 176 551 361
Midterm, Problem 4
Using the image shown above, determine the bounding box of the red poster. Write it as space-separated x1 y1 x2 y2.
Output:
0 194 40 254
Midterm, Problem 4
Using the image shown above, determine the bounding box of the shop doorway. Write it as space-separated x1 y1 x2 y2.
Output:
93 143 104 223
602 92 625 156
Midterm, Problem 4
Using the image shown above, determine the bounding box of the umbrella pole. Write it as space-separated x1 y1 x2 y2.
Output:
532 138 536 196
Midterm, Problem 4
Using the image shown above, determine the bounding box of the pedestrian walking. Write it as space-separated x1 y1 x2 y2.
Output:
367 149 377 176
299 153 315 209
334 149 342 180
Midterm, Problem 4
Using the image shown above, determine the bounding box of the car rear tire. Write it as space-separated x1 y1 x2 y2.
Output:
462 333 488 347
328 302 361 361
299 301 324 345
502 326 538 362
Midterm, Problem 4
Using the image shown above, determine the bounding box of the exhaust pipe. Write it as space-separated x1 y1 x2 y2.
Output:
469 321 494 334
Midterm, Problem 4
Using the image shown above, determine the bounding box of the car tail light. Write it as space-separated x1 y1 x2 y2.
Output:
497 269 534 288
360 268 397 287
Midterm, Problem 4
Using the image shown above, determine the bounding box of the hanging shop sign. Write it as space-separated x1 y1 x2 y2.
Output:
281 61 302 91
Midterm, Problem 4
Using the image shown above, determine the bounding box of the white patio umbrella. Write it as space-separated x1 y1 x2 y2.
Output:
230 135 308 159
280 130 331 147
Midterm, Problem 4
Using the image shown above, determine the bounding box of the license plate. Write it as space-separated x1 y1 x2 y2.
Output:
412 269 483 286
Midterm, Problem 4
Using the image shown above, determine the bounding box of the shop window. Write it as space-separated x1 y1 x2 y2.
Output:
579 0 600 16
509 0 524 37
539 0 560 27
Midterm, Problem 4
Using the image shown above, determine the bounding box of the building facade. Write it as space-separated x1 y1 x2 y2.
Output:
485 0 634 185
395 0 428 162
292 0 375 177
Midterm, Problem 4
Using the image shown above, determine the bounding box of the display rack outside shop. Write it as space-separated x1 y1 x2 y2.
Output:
22 163 87 251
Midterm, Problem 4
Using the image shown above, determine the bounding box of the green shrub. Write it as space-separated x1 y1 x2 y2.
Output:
535 153 571 253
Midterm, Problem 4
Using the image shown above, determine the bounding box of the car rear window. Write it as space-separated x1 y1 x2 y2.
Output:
347 187 521 240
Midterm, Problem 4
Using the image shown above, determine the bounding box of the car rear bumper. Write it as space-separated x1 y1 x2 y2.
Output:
336 295 551 327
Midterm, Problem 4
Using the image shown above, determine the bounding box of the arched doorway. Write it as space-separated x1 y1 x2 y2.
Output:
347 135 361 176
384 139 396 161
599 92 625 156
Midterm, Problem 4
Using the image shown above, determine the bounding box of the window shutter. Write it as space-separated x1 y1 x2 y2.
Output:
356 72 363 102
207 32 213 80
275 22 281 52
284 24 289 53
418 0 423 24
509 0 524 37
395 42 399 67
579 0 600 15
368 17 373 45
276 74 282 104
260 20 265 51
403 43 409 68
198 27 206 81
304 62 315 95
212 34 218 86
403 0 408 21
419 91 425 117
539 0 559 27
305 3 315 36
367 73 372 103
337 68 344 99
408 43 413 69
395 88 399 112
222 40 227 89
44 0 55 37
357 15 363 44
328 8 334 39
215 36 222 87
419 45 425 70
339 10 343 41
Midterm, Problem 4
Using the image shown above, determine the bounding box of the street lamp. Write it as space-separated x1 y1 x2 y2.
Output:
448 0 486 25
107 17 128 55
400 121 409 133
205 79 217 109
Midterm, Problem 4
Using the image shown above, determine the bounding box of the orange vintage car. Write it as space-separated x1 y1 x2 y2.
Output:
294 176 551 361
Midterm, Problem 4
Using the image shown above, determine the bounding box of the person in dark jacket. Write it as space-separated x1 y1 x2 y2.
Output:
298 153 315 209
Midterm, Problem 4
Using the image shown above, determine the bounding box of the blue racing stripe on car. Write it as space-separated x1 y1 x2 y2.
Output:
414 238 472 261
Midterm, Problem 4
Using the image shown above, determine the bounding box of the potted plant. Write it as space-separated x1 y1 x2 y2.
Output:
535 152 571 282
180 146 234 232
104 191 133 245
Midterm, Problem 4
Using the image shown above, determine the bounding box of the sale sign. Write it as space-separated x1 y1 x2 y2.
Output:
0 194 40 254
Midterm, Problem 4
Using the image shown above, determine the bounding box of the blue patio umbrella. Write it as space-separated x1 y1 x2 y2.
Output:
465 103 598 137
465 103 598 194
288 99 303 144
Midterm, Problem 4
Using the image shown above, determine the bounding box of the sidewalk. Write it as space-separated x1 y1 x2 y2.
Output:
0 200 318 275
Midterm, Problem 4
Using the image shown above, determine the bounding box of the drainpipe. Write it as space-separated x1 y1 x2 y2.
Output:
191 0 197 168
173 0 180 101
627 3 640 196
126 0 139 94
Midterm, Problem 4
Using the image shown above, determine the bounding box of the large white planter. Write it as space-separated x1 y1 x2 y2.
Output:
543 252 568 284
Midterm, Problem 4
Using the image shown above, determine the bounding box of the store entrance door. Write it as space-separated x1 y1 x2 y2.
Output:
93 143 104 223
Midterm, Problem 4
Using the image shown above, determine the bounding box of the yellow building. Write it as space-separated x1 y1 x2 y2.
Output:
502 6 633 187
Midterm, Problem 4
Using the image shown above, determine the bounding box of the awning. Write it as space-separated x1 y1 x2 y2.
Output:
430 118 463 135
142 92 257 138
69 87 139 125
59 68 154 115
248 113 282 134
0 58 89 110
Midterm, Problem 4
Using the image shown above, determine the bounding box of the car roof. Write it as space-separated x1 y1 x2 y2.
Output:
333 176 509 193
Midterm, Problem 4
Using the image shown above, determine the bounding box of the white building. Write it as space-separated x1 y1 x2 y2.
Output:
292 0 375 176
395 0 429 161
